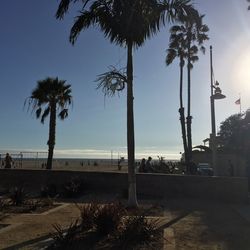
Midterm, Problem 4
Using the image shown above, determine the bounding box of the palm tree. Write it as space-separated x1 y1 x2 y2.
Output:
167 14 208 172
185 14 209 172
166 26 188 168
56 0 198 207
26 77 72 170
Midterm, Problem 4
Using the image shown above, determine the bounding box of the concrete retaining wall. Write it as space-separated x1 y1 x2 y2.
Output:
0 169 248 203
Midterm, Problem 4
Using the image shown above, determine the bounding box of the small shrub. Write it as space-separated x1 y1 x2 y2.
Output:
77 203 98 231
48 220 80 250
26 198 54 212
9 187 27 206
94 203 125 237
114 215 161 249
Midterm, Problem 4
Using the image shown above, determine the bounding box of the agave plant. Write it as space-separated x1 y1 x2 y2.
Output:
93 203 125 237
48 220 80 250
114 215 161 249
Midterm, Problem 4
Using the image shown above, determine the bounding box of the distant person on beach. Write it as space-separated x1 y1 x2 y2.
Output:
138 158 146 172
145 156 154 173
118 159 122 170
4 153 12 169
118 157 124 171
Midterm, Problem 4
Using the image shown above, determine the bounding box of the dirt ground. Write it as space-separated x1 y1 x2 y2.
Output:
163 198 250 250
1 193 250 250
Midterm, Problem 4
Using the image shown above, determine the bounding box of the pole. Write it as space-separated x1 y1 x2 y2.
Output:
239 93 242 114
210 46 218 176
210 46 216 136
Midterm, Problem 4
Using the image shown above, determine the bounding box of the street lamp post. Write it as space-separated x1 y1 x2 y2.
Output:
210 46 226 176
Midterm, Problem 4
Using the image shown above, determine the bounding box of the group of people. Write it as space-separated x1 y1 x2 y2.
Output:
1 153 13 169
138 156 155 173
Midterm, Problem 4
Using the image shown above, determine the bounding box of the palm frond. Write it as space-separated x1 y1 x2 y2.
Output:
70 10 96 44
36 107 42 119
166 48 177 65
165 0 189 21
41 106 50 124
58 109 69 120
56 0 90 19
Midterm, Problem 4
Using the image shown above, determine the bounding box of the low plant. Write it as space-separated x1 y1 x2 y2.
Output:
47 220 80 250
93 203 125 237
9 187 27 206
114 215 161 249
48 202 162 249
26 198 54 212
77 203 98 231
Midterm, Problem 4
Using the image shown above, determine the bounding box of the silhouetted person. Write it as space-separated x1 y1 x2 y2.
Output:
118 159 122 170
4 153 12 169
138 158 146 172
145 156 154 173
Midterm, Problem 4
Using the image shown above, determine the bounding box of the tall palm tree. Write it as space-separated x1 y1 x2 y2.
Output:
167 14 208 172
166 27 188 167
26 77 72 170
185 14 209 171
56 0 198 207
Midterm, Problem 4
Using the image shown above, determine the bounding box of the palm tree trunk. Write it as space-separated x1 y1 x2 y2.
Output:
126 41 138 208
186 53 192 173
179 58 188 166
47 102 56 170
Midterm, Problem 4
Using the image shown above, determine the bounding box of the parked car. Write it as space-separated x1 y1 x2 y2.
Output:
197 163 213 176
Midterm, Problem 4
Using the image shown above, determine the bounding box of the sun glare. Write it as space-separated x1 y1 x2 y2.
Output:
232 46 250 92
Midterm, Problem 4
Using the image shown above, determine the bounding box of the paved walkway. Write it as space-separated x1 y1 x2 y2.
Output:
0 203 80 249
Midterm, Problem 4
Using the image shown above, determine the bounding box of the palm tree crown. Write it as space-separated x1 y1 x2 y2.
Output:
56 0 198 47
28 77 72 123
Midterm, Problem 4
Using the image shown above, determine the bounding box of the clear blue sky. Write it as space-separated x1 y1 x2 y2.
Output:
0 0 250 159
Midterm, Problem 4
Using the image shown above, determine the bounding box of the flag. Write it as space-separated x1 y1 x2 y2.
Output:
235 98 241 105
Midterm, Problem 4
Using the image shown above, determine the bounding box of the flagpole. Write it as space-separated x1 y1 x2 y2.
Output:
240 94 241 114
